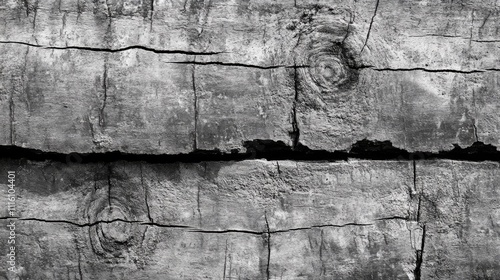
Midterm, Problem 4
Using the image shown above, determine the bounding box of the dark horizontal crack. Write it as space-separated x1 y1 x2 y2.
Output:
270 222 373 233
19 217 144 227
170 61 309 70
359 65 500 74
5 217 262 233
7 217 389 235
0 216 16 220
0 40 223 55
375 216 411 221
187 229 263 235
137 222 191 228
0 140 499 164
13 217 190 229
409 34 500 43
16 218 193 229
409 34 467 39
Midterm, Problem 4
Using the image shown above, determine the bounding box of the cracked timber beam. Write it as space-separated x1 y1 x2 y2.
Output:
1 159 417 279
1 0 500 153
1 159 498 278
0 0 500 279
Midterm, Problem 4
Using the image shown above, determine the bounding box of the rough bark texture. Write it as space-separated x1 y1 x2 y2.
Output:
0 0 499 279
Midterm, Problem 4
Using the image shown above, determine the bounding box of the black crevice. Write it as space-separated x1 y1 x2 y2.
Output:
375 216 411 222
0 40 223 55
369 66 500 74
1 140 500 164
264 212 271 280
170 61 310 70
18 217 142 228
187 229 263 235
270 222 373 233
360 0 380 54
15 217 194 229
290 62 301 150
414 224 426 280
350 64 500 73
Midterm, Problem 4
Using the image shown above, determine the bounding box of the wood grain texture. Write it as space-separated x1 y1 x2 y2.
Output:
1 159 498 279
417 160 500 280
0 159 419 279
1 1 500 279
1 0 499 153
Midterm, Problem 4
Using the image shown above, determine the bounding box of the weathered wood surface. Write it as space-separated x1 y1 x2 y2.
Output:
1 1 500 279
1 0 500 153
0 159 417 279
0 159 498 279
417 160 500 280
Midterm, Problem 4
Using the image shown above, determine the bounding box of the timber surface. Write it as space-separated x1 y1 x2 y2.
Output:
1 0 499 153
1 1 500 279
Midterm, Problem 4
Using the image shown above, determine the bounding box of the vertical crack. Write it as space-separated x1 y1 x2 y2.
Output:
416 195 422 222
75 239 84 280
76 0 82 23
140 163 153 223
99 62 108 127
141 226 149 248
264 211 271 280
32 0 39 30
22 0 29 16
319 229 326 276
149 0 154 32
414 224 426 280
360 0 380 54
196 0 212 37
107 164 112 209
467 10 475 66
411 156 422 223
88 115 96 143
223 239 228 279
479 11 491 31
61 12 68 37
469 10 475 46
9 93 14 145
473 123 479 142
410 159 417 199
78 256 84 280
411 160 426 280
93 171 98 192
192 56 198 150
104 0 112 17
412 160 417 198
196 182 202 226
414 159 422 223
21 46 30 113
342 11 355 46
290 62 300 150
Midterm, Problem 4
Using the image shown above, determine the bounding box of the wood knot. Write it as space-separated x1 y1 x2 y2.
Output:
82 166 155 264
88 203 138 258
97 205 132 245
299 43 358 93
86 194 145 259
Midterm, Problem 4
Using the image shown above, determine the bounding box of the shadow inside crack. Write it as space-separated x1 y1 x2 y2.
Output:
0 139 499 164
